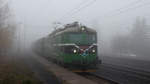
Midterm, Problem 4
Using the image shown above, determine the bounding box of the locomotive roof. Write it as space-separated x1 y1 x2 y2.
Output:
49 22 96 37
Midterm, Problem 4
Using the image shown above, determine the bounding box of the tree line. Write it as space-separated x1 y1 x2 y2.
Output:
112 17 150 58
0 0 16 55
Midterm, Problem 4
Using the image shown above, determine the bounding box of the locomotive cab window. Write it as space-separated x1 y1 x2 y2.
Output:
67 33 97 45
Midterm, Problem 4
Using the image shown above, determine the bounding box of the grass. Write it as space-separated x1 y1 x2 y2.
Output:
0 53 43 84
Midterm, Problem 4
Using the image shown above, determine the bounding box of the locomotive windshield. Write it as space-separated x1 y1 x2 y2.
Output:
68 33 97 45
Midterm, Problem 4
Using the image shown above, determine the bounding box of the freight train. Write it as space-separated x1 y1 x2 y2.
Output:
33 22 101 72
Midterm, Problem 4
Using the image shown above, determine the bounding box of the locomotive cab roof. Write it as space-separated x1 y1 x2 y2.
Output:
49 22 96 37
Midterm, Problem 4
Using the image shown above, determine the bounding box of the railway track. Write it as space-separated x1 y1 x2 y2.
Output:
103 63 150 79
34 54 150 84
30 50 150 84
78 72 118 84
45 58 150 84
89 64 150 84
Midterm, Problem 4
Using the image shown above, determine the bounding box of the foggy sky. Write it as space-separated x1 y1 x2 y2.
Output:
10 0 150 46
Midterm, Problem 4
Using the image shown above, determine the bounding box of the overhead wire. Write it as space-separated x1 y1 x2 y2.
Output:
58 0 91 21
69 0 96 17
112 0 143 13
59 0 145 23
58 0 96 23
57 0 150 25
61 0 90 16
94 0 150 20
111 1 150 16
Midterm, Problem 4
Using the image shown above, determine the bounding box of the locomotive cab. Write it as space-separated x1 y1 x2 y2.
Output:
56 24 99 69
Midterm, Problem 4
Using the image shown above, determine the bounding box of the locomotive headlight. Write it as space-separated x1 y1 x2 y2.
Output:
81 27 85 31
92 49 96 53
73 49 77 53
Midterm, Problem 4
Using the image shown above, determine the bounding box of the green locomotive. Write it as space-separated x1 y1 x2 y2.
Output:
34 22 100 72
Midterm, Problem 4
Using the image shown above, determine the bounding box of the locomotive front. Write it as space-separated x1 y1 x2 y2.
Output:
61 25 98 69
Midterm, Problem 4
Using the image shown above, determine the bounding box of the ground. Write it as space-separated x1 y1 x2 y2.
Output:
0 52 43 84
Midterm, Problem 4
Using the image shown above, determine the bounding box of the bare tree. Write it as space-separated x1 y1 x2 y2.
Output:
130 17 150 57
111 17 150 58
0 0 16 55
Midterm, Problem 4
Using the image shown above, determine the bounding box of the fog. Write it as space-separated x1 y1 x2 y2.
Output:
10 0 150 60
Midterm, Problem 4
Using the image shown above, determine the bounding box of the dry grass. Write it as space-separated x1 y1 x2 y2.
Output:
0 53 43 84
